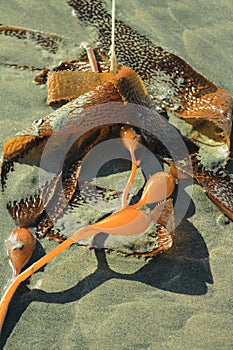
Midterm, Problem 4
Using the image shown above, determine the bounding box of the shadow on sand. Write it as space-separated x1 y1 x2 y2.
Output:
0 200 213 347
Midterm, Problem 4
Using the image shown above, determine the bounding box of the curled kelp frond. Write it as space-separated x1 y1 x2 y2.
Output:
46 50 123 105
190 155 233 220
70 183 121 208
1 1 232 169
7 196 45 229
165 154 233 220
6 172 62 228
1 136 48 191
68 0 232 168
6 158 82 241
0 25 65 54
2 67 153 240
35 159 81 241
0 66 150 190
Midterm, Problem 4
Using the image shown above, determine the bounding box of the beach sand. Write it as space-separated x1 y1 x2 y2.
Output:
0 0 233 349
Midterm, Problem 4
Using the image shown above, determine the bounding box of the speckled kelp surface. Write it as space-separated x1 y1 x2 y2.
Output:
0 1 233 349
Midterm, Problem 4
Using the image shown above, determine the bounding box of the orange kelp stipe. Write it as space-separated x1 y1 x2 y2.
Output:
80 42 99 73
71 207 151 242
120 125 141 208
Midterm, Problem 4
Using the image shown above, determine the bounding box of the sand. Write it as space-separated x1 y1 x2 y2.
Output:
0 0 233 349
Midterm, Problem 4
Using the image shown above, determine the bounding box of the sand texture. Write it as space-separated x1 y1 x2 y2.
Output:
0 0 233 349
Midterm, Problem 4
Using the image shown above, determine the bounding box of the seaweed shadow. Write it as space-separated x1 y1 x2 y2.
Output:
0 198 213 346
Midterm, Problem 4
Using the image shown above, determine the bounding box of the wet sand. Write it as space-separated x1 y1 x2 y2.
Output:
0 1 233 349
